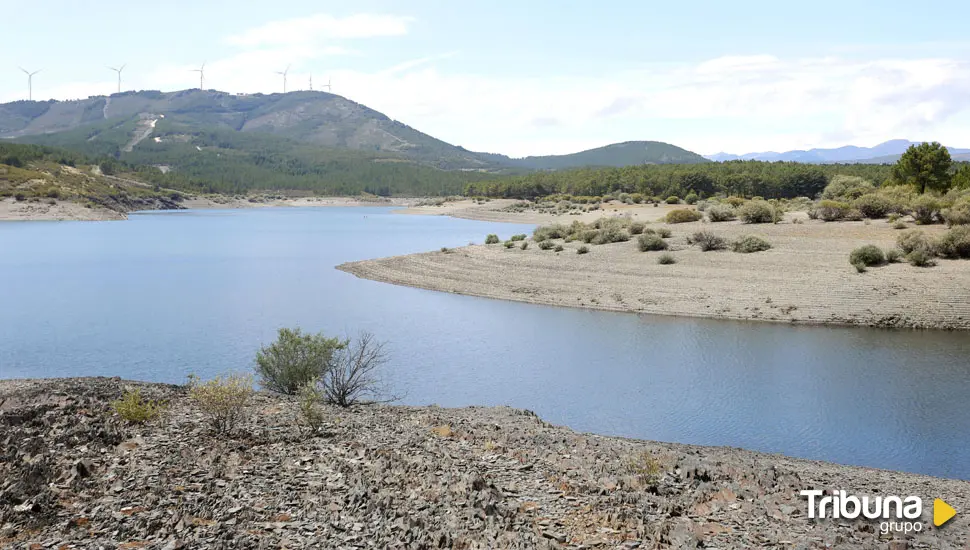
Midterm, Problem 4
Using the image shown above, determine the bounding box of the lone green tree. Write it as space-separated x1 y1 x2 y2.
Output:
255 328 346 395
892 142 953 194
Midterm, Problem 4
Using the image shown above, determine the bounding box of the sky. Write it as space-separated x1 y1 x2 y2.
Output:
2 0 969 157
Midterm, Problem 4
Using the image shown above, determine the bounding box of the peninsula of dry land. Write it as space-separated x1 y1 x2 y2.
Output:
342 200 970 330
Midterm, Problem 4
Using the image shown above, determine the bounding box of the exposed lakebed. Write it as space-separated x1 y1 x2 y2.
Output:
1 207 968 479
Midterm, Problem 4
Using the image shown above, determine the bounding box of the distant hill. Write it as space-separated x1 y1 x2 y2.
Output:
0 90 711 195
0 90 507 171
707 140 970 164
489 141 709 170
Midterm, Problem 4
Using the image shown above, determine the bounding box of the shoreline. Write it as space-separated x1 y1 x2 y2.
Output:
1 377 966 548
0 196 420 222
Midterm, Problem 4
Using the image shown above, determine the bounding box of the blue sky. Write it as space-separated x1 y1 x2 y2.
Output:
3 0 969 156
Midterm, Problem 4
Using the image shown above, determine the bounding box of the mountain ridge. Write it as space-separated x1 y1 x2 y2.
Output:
707 139 970 164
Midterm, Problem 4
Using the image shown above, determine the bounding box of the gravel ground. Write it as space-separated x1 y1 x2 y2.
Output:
1 378 967 549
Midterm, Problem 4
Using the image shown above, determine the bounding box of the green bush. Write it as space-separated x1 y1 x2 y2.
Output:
684 192 699 205
665 195 681 204
188 374 254 434
510 234 527 241
724 197 746 208
738 200 779 224
629 221 647 235
637 233 669 251
896 230 935 255
577 245 589 254
504 240 514 248
657 253 676 265
942 198 970 226
485 234 500 245
907 249 936 267
911 195 941 225
519 241 529 250
849 245 886 268
706 204 737 222
893 220 908 230
554 244 564 252
936 226 970 259
111 389 165 424
665 209 703 224
538 240 554 250
656 227 672 238
255 328 346 395
732 235 772 253
822 175 875 200
814 200 850 222
691 231 727 251
885 248 903 263
853 194 893 219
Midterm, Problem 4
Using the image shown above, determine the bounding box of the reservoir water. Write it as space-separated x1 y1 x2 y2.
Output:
1 207 969 479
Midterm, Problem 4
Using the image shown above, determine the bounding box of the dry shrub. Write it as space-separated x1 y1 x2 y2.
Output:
188 374 254 434
732 235 772 253
937 226 970 259
691 231 727 251
706 204 737 222
637 233 668 251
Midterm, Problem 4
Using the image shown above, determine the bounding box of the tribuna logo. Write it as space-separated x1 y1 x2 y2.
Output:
801 490 923 534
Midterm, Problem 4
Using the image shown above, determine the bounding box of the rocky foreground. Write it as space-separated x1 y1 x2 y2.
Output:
1 378 967 549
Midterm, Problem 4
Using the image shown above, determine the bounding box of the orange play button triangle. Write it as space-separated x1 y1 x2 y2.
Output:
934 499 956 527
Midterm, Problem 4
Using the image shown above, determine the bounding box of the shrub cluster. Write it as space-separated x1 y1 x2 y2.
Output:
485 234 500 245
510 234 527 241
657 253 676 264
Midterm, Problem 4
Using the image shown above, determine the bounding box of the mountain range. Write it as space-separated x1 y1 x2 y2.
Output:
706 140 970 164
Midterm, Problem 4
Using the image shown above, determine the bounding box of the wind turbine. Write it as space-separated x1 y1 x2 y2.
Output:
276 65 290 93
19 67 40 101
191 62 206 90
309 73 313 91
108 64 126 94
322 77 332 93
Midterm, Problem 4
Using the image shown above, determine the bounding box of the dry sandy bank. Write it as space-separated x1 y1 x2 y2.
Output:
0 198 125 221
340 214 970 330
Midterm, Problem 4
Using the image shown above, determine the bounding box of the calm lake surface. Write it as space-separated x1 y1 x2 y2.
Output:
2 207 969 479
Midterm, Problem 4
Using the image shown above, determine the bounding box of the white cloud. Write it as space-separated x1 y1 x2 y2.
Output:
226 13 413 48
5 12 970 157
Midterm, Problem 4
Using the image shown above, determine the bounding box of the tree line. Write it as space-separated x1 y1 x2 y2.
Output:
465 144 970 200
